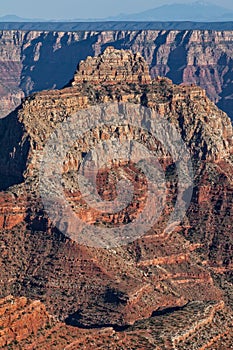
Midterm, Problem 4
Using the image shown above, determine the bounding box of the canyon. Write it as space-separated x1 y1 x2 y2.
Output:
0 29 232 120
0 47 232 348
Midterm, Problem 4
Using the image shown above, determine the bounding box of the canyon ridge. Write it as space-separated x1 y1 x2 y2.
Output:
0 29 232 121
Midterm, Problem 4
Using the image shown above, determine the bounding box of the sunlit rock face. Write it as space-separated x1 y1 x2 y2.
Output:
0 48 232 348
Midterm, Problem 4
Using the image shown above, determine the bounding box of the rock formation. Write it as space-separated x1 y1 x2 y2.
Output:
72 46 152 85
1 296 232 349
0 48 232 348
0 30 233 119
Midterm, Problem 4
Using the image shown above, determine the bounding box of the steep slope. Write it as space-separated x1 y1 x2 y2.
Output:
1 296 232 349
0 30 233 119
0 48 232 347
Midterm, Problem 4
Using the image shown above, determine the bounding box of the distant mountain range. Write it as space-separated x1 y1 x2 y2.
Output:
1 2 233 23
0 15 45 22
109 1 233 22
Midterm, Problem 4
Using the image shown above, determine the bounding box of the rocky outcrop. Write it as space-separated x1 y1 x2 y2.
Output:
0 192 27 230
0 295 117 349
0 296 232 349
0 48 232 347
0 30 233 119
72 46 151 85
0 295 51 347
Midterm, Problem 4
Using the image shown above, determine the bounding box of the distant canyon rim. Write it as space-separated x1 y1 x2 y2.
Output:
0 29 232 121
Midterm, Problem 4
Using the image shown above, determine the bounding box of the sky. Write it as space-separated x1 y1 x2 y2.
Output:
1 0 233 20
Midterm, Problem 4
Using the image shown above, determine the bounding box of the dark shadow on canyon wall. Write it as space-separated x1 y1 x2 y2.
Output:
0 109 30 190
217 54 233 119
17 31 232 120
20 32 99 94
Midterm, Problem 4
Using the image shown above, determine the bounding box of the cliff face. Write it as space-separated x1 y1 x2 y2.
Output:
0 30 233 116
71 46 152 85
0 30 233 119
0 48 232 347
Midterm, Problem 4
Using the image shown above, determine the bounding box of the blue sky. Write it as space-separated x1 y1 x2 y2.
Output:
1 0 233 19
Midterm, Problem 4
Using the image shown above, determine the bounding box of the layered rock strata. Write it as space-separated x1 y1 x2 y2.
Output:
0 296 232 349
0 48 232 348
0 30 233 119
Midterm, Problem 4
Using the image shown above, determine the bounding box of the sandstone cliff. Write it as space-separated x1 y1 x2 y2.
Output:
0 48 232 348
0 30 232 119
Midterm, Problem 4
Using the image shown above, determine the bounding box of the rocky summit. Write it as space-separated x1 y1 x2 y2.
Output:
71 46 152 85
0 48 232 349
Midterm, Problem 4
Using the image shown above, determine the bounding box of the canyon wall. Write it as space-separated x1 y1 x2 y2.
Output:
0 30 232 119
0 48 232 335
0 46 232 348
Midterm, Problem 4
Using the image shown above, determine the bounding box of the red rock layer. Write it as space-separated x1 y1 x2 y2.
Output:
0 48 232 347
0 296 232 349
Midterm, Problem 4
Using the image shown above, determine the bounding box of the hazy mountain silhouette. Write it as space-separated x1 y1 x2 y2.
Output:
1 2 233 23
0 15 46 22
108 1 233 22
